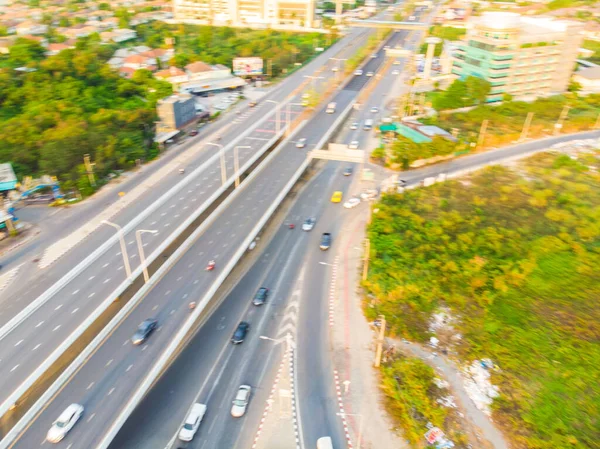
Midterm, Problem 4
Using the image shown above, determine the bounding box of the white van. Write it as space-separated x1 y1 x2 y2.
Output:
363 119 374 130
317 436 334 449
178 403 207 442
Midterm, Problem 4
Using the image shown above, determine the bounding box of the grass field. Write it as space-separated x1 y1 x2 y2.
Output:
366 151 600 448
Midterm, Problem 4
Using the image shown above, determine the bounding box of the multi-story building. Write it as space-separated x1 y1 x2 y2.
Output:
452 12 584 102
173 0 315 29
156 93 197 132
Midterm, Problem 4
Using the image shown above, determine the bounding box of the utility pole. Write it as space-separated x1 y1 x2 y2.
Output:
520 112 534 141
594 112 600 129
234 146 250 188
374 314 386 367
83 154 96 187
554 105 570 136
477 119 488 147
362 237 370 281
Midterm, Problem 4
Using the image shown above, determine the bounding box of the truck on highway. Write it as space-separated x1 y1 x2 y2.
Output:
326 102 337 114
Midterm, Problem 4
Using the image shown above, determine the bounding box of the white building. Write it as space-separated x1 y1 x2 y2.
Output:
173 0 316 29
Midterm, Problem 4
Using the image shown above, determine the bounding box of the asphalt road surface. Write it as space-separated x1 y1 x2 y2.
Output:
0 25 376 422
8 29 381 447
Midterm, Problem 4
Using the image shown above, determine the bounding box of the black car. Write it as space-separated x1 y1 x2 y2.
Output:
253 287 269 306
320 233 332 251
343 167 353 176
232 321 250 344
131 319 158 345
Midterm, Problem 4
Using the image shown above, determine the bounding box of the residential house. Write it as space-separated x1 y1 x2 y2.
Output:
15 20 48 36
122 54 157 70
0 20 18 35
155 66 188 85
185 61 231 82
58 25 100 39
100 28 137 43
45 42 74 56
119 66 137 78
141 48 174 65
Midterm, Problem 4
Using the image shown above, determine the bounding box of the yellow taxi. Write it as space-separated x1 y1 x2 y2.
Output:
331 191 343 203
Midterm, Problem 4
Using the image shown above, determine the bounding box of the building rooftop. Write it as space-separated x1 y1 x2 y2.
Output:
576 66 600 81
186 61 213 73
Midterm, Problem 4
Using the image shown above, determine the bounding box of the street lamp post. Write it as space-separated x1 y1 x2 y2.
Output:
336 412 364 449
135 229 157 283
329 58 347 81
102 220 132 279
286 103 304 136
234 145 250 188
265 100 281 135
206 142 227 186
303 75 324 91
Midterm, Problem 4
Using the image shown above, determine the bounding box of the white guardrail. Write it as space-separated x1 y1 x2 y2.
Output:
0 99 292 346
97 98 359 449
0 110 295 433
0 117 304 449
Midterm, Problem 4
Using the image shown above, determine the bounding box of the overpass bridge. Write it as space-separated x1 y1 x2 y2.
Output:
350 19 428 30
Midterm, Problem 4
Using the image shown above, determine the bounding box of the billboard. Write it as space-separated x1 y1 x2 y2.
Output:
233 57 263 76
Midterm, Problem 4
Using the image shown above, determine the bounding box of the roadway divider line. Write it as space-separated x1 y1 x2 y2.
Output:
97 86 363 449
0 119 309 449
0 117 303 432
95 132 314 449
0 94 296 345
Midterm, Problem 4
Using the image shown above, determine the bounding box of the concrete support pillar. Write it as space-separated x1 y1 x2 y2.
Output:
423 37 441 81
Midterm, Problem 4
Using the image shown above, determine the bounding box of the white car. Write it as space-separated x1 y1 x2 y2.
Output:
350 122 359 130
371 53 377 58
46 403 84 443
370 106 379 113
302 217 316 231
179 403 207 442
366 71 374 77
393 60 401 65
348 140 359 150
231 385 251 417
344 198 361 209
332 66 338 72
354 69 363 76
296 138 307 148
392 70 399 75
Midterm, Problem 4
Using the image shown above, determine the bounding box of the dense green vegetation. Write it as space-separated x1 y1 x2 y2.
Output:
381 357 468 447
135 22 334 77
366 153 600 448
0 37 172 194
379 94 600 169
429 76 491 111
582 39 600 64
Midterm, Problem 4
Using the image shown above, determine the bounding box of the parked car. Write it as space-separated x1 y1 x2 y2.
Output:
46 404 84 443
253 287 269 306
344 198 361 209
232 321 250 344
131 319 158 345
320 233 332 250
231 385 252 417
302 218 316 231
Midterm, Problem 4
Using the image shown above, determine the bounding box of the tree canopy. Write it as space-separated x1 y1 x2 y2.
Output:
0 37 172 194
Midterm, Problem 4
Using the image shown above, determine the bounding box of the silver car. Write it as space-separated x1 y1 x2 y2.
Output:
231 385 251 417
46 403 84 443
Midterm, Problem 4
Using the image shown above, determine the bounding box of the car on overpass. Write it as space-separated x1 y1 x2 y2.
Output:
46 403 84 443
131 319 158 345
296 138 307 148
